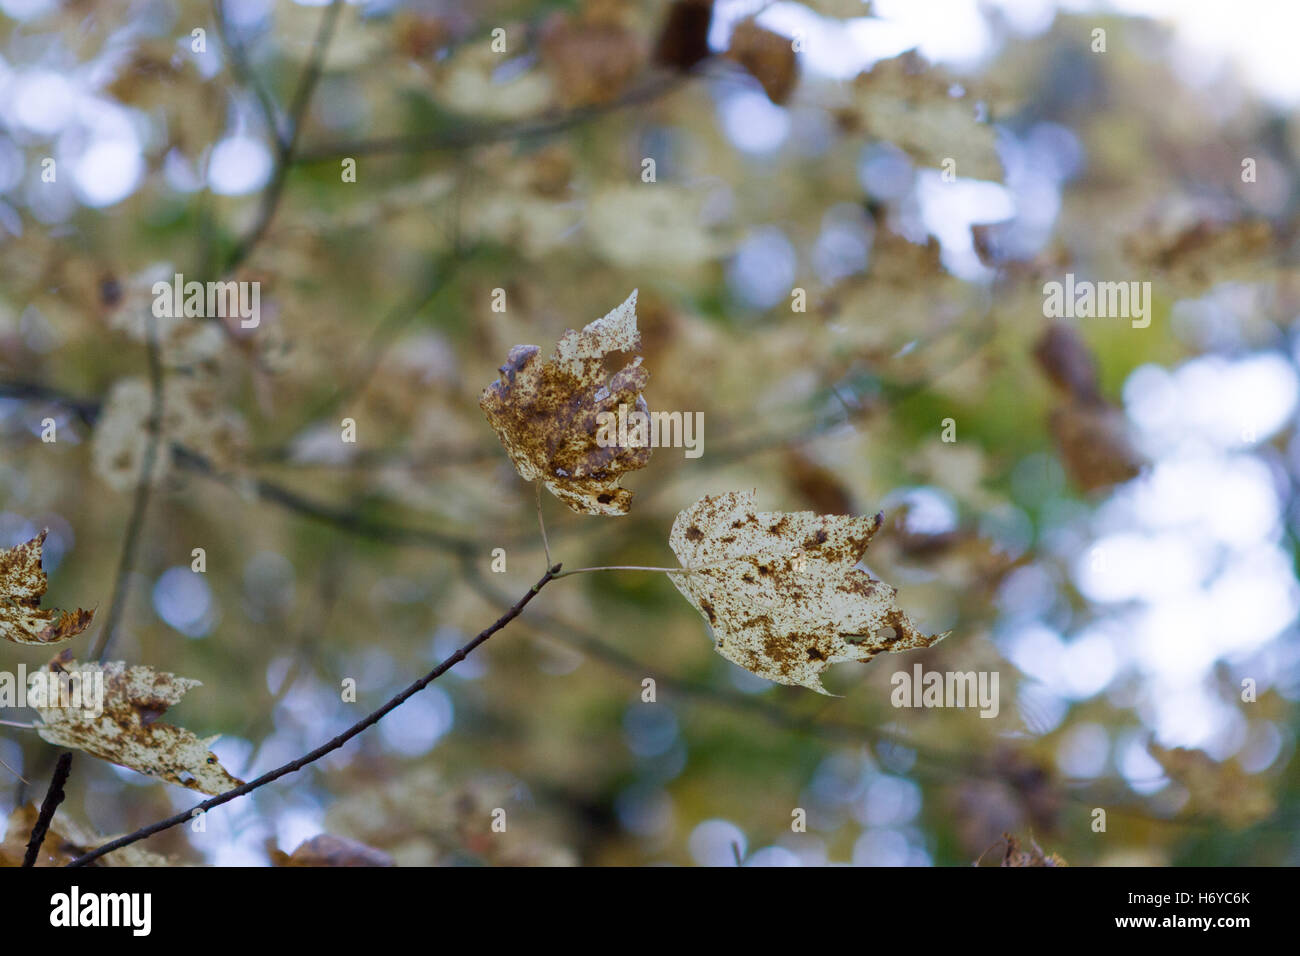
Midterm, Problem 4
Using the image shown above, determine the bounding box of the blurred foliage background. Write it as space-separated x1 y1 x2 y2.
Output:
1 0 1299 866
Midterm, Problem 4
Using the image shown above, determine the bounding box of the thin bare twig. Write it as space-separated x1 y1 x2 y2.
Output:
294 75 685 163
89 311 165 663
22 752 73 867
220 0 343 275
66 563 562 867
210 0 282 147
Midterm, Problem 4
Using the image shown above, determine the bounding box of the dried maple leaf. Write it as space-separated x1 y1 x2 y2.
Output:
0 531 94 646
269 834 395 867
479 290 651 515
34 653 244 796
667 490 946 693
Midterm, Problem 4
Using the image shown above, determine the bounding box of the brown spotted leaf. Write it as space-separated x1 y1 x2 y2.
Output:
479 290 651 515
34 654 244 796
0 531 94 646
667 490 946 693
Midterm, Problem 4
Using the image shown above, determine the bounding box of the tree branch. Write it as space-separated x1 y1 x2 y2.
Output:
65 563 562 867
293 74 685 163
22 752 73 867
88 311 165 662
220 0 343 275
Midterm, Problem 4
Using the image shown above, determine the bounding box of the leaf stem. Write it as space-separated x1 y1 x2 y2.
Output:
535 481 553 569
552 564 720 579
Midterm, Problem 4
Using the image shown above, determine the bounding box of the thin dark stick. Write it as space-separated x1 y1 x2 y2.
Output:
22 752 73 867
221 0 343 274
66 563 562 867
294 75 684 163
210 0 282 147
88 312 164 662
170 444 478 553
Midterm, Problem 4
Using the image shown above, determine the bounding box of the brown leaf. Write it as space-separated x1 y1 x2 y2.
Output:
1032 324 1142 492
782 450 856 515
1048 401 1142 493
1033 323 1102 405
998 832 1067 867
725 18 799 105
479 290 651 515
0 531 94 646
668 490 946 693
270 834 395 867
35 654 244 796
654 0 714 72
540 10 645 108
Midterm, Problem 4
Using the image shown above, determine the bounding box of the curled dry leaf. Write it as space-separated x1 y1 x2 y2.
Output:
35 654 244 796
667 490 946 693
725 18 799 105
270 834 395 867
479 290 650 515
0 531 94 646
